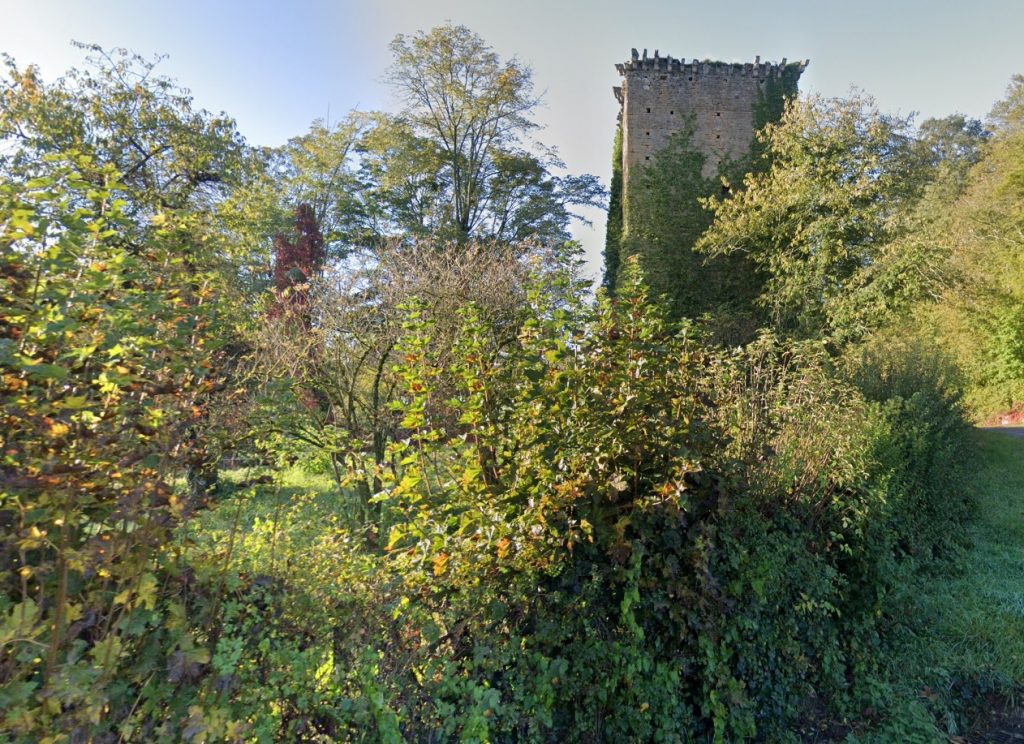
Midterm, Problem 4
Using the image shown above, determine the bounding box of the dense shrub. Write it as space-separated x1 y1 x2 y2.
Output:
847 335 974 563
142 264 972 743
0 154 247 739
1 235 973 741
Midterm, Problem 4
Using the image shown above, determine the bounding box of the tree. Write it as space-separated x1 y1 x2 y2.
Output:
602 125 624 291
0 117 245 744
221 26 603 260
272 115 368 256
1 45 260 504
913 114 988 175
269 203 326 324
0 44 246 219
379 24 603 244
249 239 563 524
697 94 924 342
930 77 1024 414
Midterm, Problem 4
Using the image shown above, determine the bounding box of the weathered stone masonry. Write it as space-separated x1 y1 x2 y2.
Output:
614 49 808 228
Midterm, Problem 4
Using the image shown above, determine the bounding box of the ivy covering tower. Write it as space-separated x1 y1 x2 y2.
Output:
604 50 806 334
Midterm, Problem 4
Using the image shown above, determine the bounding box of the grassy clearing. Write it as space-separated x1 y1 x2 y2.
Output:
856 429 1024 741
926 431 1024 682
179 466 345 576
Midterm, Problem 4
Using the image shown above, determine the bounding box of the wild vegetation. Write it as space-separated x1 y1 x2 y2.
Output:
1 26 1023 743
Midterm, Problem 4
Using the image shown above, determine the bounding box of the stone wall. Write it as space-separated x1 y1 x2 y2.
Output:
615 50 808 225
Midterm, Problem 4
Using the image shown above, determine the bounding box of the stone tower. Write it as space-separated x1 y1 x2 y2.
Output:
613 50 808 224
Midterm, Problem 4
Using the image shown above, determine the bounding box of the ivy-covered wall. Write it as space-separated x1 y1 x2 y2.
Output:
602 124 624 291
604 57 803 339
750 63 802 165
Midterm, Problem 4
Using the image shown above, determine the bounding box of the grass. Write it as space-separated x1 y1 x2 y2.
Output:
178 465 350 577
855 428 1024 741
925 431 1024 681
190 465 340 533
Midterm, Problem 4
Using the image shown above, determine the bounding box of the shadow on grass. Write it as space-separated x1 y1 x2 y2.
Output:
862 429 1024 742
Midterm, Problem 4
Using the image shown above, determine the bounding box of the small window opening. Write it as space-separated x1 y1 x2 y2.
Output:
646 131 650 136
716 112 721 117
646 107 651 113
716 134 721 139
645 156 650 161
670 110 674 115
688 77 693 81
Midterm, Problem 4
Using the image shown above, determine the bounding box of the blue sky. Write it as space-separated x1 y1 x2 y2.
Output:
3 0 1021 278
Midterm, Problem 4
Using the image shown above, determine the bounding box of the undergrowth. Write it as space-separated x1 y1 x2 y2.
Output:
1 263 985 741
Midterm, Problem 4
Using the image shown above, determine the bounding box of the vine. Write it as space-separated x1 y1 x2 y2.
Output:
602 124 624 293
602 65 801 338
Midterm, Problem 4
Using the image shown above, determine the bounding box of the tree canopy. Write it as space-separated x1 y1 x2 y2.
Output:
373 24 604 245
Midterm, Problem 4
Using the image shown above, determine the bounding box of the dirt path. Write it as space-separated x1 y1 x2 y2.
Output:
984 426 1024 439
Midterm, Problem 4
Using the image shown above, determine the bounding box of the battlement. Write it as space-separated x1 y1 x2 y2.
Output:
615 49 808 78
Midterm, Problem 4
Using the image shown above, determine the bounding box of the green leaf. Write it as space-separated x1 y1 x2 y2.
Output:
89 635 123 668
386 525 405 550
24 363 68 381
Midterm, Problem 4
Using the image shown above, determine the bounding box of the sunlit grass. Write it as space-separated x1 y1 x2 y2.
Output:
179 465 350 576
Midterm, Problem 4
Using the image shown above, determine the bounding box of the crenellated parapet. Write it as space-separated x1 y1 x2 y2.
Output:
615 49 809 78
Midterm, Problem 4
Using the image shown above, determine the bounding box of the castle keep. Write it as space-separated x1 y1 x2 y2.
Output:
614 50 808 217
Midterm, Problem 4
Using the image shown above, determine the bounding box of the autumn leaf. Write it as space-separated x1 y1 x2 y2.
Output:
432 552 450 576
46 421 70 438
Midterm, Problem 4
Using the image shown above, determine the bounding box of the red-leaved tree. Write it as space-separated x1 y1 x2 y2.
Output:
270 203 325 326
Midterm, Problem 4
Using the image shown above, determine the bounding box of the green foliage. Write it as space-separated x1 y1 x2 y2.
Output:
603 64 796 335
837 429 1024 742
0 151 240 740
927 76 1024 416
377 24 605 245
149 262 972 741
0 190 973 738
750 63 803 164
619 122 714 311
0 45 246 215
613 123 764 341
601 124 624 293
0 46 255 742
698 93 926 343
0 29 1003 744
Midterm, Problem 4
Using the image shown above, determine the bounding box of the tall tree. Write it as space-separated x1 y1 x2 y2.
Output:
602 124 624 292
0 48 252 737
0 44 246 219
379 24 603 244
274 116 368 256
933 77 1024 413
